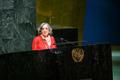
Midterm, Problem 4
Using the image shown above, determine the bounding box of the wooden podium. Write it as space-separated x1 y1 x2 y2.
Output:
0 44 112 80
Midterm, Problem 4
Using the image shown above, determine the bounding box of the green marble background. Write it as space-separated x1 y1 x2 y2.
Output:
0 0 36 53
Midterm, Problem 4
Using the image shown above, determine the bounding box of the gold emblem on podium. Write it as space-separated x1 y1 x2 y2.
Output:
72 48 84 62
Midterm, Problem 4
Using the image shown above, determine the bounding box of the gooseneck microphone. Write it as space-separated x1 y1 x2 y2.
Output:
58 37 77 46
60 38 69 42
56 37 89 46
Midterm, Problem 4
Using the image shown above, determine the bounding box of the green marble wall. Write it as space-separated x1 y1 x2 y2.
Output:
0 0 36 54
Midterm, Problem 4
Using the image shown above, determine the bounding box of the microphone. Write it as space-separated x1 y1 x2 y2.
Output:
57 37 89 46
59 37 77 46
60 38 69 42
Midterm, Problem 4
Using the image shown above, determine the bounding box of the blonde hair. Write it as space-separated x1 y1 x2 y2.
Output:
37 22 53 35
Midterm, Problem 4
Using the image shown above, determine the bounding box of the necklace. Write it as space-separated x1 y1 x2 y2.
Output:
41 35 51 49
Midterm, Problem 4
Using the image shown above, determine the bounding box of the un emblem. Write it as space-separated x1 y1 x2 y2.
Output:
72 48 84 62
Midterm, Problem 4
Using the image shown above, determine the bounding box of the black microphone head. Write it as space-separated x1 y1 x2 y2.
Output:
60 38 64 41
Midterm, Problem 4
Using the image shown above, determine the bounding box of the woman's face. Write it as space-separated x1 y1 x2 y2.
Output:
41 24 50 37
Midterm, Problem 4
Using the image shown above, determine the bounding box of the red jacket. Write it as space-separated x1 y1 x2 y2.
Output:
32 35 57 50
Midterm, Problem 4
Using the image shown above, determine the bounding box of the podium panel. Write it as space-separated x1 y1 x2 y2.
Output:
0 44 112 80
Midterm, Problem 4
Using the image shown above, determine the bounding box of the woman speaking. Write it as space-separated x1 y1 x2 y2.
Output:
32 22 57 50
